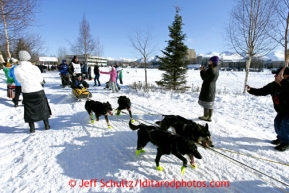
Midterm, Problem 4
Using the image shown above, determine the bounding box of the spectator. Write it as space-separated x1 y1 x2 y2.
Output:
100 66 118 93
88 66 92 80
198 56 220 122
247 67 289 152
93 64 101 86
8 59 22 107
14 50 52 133
119 69 123 84
3 61 15 99
114 63 121 90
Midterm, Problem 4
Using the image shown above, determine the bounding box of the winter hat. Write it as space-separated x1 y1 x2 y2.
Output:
210 56 219 65
18 50 31 61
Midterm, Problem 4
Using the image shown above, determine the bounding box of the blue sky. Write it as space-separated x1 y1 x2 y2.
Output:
33 0 237 59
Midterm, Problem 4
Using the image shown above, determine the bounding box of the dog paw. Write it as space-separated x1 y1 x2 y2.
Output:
190 164 197 169
156 166 163 171
90 120 94 124
107 125 112 129
181 166 186 175
114 109 120 116
135 149 145 156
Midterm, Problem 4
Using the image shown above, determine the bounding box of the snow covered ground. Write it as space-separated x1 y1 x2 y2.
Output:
0 67 288 193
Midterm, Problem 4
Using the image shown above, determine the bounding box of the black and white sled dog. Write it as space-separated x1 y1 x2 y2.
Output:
85 99 113 128
116 96 133 119
155 115 214 148
129 120 202 174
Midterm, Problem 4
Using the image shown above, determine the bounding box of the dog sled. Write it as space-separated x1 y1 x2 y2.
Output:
72 87 92 101
103 81 110 90
103 81 121 91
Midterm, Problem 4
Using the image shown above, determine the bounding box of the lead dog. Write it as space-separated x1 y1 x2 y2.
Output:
155 115 214 148
129 120 202 174
85 99 113 128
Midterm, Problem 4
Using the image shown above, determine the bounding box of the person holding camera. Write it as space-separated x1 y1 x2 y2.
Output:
198 56 220 122
246 67 289 152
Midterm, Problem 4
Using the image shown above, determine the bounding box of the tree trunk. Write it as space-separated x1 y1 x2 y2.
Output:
0 3 11 60
144 57 148 88
285 11 289 67
243 56 252 94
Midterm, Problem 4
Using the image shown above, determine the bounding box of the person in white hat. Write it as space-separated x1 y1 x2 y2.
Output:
14 50 52 133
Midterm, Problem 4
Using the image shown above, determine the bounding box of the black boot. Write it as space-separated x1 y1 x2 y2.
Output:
29 122 35 133
43 119 50 130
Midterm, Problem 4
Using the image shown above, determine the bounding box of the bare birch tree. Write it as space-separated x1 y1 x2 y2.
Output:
92 37 104 58
57 46 69 63
0 0 39 61
226 0 277 93
128 26 157 87
70 14 101 64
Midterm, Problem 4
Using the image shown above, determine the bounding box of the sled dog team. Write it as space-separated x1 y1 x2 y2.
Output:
85 96 214 174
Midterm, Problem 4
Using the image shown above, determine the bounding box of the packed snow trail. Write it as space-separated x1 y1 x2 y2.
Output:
0 69 288 193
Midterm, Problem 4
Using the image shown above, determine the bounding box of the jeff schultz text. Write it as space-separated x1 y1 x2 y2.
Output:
71 179 230 189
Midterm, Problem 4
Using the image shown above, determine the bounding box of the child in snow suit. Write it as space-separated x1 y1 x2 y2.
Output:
8 61 22 107
100 66 118 93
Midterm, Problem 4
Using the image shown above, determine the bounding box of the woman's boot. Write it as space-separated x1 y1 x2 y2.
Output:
29 122 35 133
43 119 50 130
207 109 214 122
198 108 209 121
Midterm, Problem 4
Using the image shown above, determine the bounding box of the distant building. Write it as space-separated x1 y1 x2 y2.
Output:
66 55 107 66
186 49 196 63
39 57 58 65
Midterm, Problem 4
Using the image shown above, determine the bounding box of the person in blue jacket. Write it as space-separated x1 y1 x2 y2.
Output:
8 60 22 107
57 59 71 87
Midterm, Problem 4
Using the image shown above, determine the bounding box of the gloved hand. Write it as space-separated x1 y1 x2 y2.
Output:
79 84 83 87
73 73 76 76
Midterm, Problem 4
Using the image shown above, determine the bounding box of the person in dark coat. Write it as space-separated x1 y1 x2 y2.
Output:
247 67 289 152
81 63 88 79
14 50 51 133
71 75 91 98
57 59 71 87
93 64 101 86
71 75 89 89
88 66 92 80
198 56 219 122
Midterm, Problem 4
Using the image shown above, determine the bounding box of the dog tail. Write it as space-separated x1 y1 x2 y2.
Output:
129 120 140 131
